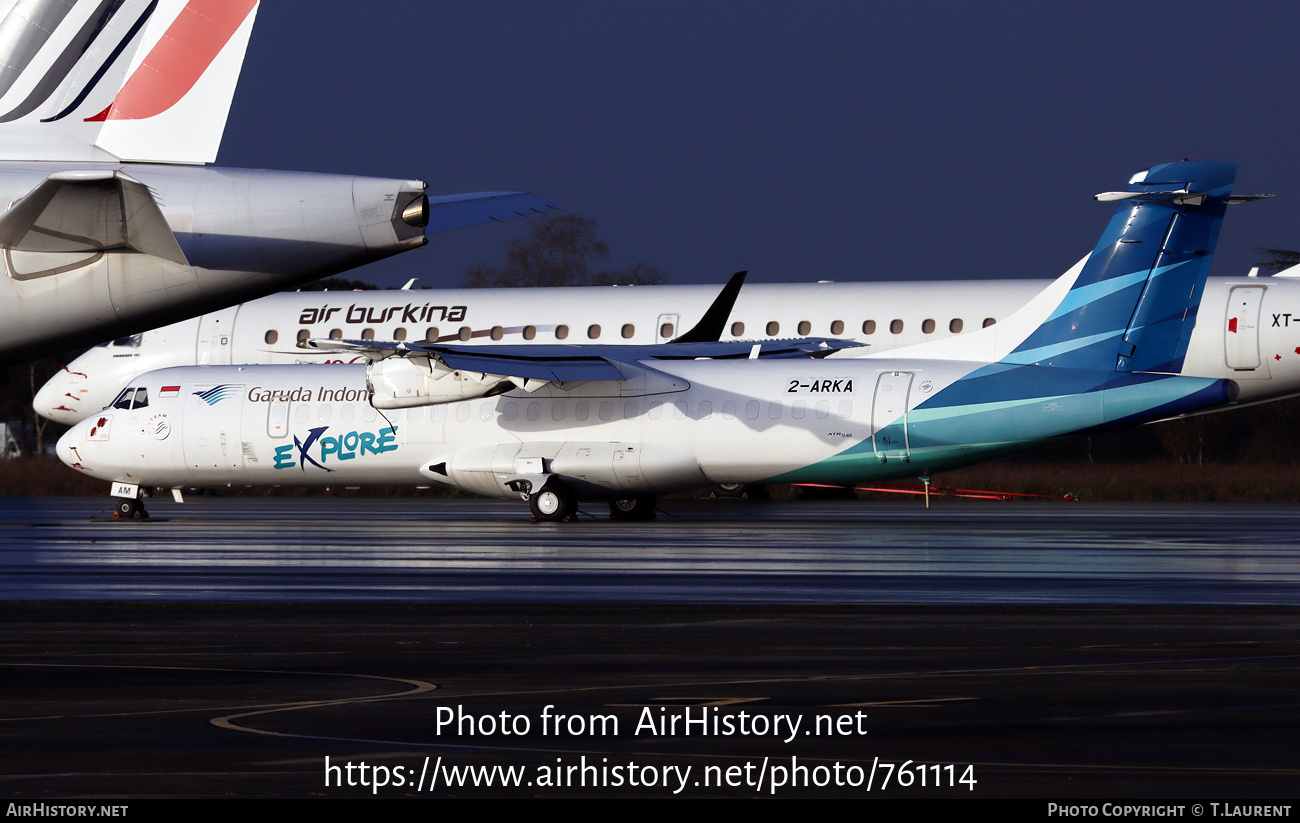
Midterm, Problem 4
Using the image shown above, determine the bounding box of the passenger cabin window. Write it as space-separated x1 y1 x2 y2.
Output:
296 329 310 347
621 324 635 339
264 330 278 345
458 327 472 341
862 320 876 335
556 325 569 340
830 320 844 335
983 317 996 328
922 319 935 334
766 321 779 336
425 327 439 342
361 328 375 340
394 327 408 341
587 324 601 339
950 318 963 333
797 320 811 335
329 329 342 340
890 319 904 334
660 322 675 338
731 321 744 337
491 326 504 341
523 325 537 340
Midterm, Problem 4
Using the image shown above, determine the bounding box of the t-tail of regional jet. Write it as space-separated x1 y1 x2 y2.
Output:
0 0 556 365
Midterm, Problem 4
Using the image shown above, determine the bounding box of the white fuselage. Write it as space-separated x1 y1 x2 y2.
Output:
37 273 1300 425
36 278 1045 423
0 163 427 365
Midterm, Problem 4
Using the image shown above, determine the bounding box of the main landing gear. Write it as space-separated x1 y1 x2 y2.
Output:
114 497 148 519
608 496 657 521
520 482 657 523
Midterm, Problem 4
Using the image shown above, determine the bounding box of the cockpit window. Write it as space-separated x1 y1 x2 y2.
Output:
95 334 143 349
110 387 148 410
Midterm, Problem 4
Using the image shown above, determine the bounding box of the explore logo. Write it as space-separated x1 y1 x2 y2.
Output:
273 426 399 471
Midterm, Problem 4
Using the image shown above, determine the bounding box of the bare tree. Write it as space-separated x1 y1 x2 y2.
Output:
463 214 667 287
1257 248 1300 275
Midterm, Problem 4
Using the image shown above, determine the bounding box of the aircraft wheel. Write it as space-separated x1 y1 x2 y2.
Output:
609 497 656 521
530 485 576 522
712 483 746 498
712 483 769 499
114 498 144 519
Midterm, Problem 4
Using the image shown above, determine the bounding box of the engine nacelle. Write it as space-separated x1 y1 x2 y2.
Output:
421 441 709 499
367 355 515 409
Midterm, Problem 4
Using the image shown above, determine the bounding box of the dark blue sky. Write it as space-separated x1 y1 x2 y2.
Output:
217 2 1300 289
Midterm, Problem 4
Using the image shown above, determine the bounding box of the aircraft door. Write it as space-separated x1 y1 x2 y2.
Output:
267 400 290 438
656 313 679 343
196 306 238 365
1225 286 1264 370
872 371 913 462
182 383 245 470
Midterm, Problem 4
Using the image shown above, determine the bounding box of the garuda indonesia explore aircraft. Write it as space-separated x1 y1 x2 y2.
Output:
0 0 552 364
59 161 1278 520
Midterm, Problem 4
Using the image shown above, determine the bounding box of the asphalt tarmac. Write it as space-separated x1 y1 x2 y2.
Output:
1 497 1297 798
3 497 1299 604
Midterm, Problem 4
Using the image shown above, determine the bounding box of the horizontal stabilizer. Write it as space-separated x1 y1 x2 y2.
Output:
1096 191 1273 206
0 170 188 264
427 191 559 235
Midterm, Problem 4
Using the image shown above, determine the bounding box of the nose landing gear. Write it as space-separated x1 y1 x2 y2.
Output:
527 484 577 522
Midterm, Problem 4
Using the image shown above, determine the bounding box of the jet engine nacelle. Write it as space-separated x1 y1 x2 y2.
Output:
367 355 513 409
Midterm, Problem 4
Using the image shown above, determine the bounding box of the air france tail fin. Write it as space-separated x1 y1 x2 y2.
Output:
1001 161 1240 373
0 0 259 164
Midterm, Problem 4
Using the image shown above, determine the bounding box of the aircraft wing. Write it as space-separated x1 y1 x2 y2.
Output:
312 269 860 408
311 337 863 383
0 170 187 264
426 191 558 235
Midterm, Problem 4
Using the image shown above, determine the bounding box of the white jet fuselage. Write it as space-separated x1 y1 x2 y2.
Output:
37 274 1300 424
0 163 425 364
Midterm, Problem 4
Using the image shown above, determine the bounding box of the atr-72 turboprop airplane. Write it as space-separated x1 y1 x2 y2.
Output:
0 0 553 364
59 162 1283 520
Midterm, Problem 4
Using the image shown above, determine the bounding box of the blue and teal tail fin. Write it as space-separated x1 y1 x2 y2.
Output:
1003 160 1240 373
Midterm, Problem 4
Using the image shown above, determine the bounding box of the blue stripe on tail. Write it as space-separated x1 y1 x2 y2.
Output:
1003 161 1236 373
